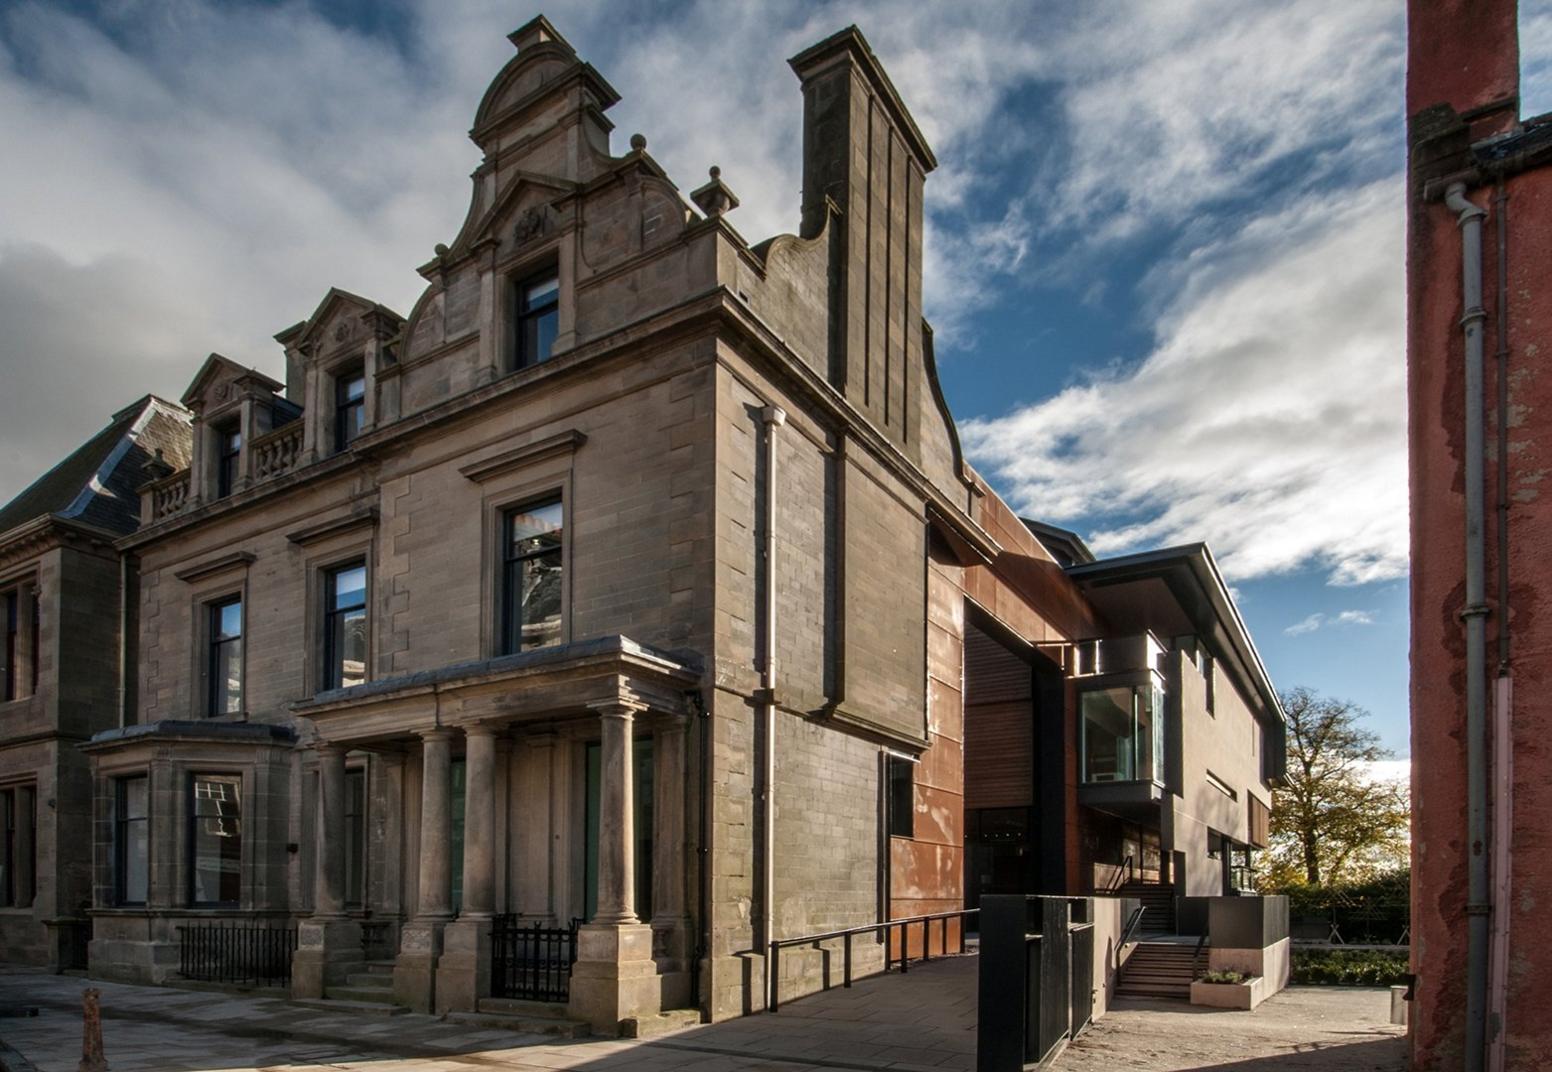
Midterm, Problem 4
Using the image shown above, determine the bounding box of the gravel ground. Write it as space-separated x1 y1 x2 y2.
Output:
1062 986 1406 1071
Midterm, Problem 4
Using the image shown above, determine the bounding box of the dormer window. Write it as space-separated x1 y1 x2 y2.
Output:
515 270 559 369
334 366 365 452
216 423 242 498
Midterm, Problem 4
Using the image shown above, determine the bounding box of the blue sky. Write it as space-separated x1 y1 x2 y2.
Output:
4 2 1551 760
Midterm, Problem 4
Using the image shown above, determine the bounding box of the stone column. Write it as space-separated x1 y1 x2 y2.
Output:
14 583 36 700
569 700 660 1033
651 715 691 1006
315 744 348 919
436 725 498 1013
395 728 454 1012
461 727 496 918
417 729 454 920
595 703 636 925
292 743 362 999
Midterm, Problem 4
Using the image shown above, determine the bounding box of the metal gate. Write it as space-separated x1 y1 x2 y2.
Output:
1069 903 1096 1038
977 895 1099 1071
491 915 578 1002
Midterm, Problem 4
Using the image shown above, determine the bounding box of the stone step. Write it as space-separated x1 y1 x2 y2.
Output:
476 997 576 1020
292 997 409 1017
363 960 396 976
345 972 397 989
324 985 401 1005
621 1008 703 1039
1116 985 1191 999
445 1010 590 1038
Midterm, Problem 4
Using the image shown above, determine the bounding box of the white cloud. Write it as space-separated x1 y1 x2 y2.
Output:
1285 614 1325 637
962 180 1408 586
1364 758 1410 786
1522 1 1552 118
1333 609 1376 626
1284 609 1377 636
0 0 1406 521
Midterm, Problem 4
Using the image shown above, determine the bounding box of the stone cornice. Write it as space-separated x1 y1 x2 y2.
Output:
172 550 255 583
117 281 999 569
0 514 122 574
458 430 586 483
285 507 379 546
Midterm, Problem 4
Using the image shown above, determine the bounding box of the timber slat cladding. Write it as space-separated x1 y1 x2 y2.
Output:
964 627 1034 810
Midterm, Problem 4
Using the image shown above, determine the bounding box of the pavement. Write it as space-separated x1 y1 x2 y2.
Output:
0 958 1403 1072
1062 986 1407 1071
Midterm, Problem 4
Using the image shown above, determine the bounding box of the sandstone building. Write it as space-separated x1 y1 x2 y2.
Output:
0 396 191 970
0 17 1283 1033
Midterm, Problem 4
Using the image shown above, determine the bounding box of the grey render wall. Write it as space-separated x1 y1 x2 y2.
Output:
1169 649 1274 895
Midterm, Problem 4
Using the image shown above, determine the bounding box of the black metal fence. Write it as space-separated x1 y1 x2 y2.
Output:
977 895 1096 1071
766 907 978 1012
176 922 297 987
491 915 578 1002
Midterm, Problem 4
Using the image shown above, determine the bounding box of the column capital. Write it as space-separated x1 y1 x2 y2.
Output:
314 740 348 758
587 697 648 720
418 726 457 743
461 723 499 740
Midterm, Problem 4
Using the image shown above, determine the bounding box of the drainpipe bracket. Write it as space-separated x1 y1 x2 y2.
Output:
1461 603 1492 621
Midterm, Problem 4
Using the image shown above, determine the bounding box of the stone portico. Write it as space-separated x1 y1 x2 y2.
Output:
290 636 698 1030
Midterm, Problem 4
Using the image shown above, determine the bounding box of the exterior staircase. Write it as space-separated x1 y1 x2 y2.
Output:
1118 881 1177 937
1116 941 1200 1000
322 959 404 1009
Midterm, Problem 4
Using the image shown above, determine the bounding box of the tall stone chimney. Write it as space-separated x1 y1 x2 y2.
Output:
791 28 936 454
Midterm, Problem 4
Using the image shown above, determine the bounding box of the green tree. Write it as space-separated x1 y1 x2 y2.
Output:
1268 687 1409 886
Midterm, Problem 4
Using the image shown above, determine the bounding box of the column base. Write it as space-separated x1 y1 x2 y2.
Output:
291 919 362 999
434 917 493 1014
567 922 661 1034
651 915 693 1010
393 920 447 1013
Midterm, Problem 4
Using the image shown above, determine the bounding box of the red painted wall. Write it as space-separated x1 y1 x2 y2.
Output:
1408 3 1552 1067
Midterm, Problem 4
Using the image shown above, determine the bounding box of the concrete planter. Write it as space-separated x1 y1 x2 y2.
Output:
1189 974 1270 1010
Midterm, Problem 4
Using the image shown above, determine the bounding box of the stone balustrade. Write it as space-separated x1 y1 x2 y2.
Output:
149 473 189 521
252 422 303 481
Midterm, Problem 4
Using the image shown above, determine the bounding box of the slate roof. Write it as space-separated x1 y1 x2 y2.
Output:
0 396 193 541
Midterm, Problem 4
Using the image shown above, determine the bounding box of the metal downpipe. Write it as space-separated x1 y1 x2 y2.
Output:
758 404 786 969
1487 181 1513 1072
1445 180 1490 1072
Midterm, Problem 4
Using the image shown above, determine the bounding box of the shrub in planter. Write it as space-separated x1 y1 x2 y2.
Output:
1199 970 1248 985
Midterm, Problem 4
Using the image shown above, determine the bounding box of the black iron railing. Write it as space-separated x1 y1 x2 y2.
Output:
1117 904 1147 951
176 922 297 986
491 915 578 1002
767 907 978 1012
1104 855 1134 893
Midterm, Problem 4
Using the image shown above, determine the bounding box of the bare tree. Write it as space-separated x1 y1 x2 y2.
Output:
1268 686 1409 886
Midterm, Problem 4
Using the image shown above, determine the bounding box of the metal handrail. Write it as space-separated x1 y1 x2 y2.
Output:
1117 904 1147 951
1191 932 1210 978
1105 855 1134 893
768 907 978 1012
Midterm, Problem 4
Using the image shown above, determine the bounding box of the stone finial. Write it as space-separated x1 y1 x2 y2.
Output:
629 133 647 152
142 447 174 482
434 242 449 257
690 165 740 219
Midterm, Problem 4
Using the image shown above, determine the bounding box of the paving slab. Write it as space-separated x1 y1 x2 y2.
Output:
0 958 1403 1072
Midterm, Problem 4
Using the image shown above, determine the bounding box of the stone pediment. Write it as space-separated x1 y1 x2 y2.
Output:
470 16 621 153
450 171 577 263
179 353 282 416
283 287 404 357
